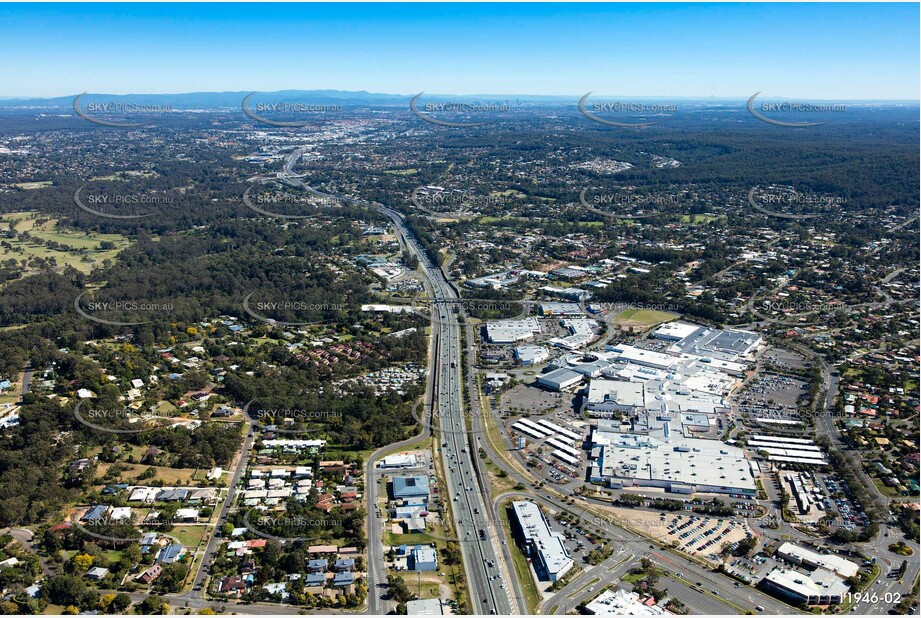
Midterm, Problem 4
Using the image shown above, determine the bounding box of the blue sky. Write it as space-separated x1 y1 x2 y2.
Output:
0 2 917 99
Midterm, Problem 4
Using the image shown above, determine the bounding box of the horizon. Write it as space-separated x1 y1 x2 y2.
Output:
1 89 918 103
0 2 917 99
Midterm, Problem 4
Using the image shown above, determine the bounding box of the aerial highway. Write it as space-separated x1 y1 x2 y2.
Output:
382 205 515 615
276 152 513 614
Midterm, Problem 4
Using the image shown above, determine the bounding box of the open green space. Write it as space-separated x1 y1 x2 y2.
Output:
613 308 679 329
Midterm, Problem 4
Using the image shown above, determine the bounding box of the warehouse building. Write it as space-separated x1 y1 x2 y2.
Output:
538 301 584 315
515 345 550 366
590 420 757 496
534 367 583 391
509 501 573 581
652 322 762 362
407 599 443 615
484 318 541 344
774 543 859 578
390 475 430 501
761 567 850 606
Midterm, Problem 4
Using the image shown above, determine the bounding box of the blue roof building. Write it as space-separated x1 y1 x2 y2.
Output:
391 475 429 500
409 545 438 572
307 559 328 572
332 572 355 587
156 544 184 564
333 558 354 572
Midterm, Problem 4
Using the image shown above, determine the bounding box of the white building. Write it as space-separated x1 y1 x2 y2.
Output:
535 368 583 391
774 543 859 578
591 420 757 496
584 588 667 616
586 379 645 415
407 599 444 615
761 567 850 606
510 501 573 581
515 345 550 366
485 318 541 344
381 453 417 469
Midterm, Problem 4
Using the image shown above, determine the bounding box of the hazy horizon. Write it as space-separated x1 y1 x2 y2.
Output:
0 3 917 99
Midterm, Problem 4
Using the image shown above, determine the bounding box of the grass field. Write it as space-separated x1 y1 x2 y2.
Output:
96 462 199 485
613 308 679 330
383 528 443 547
0 211 130 274
680 214 724 224
169 525 209 548
8 181 52 190
477 215 531 224
384 169 419 176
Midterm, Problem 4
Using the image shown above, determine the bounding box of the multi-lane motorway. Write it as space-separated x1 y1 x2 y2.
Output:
381 206 514 615
268 155 514 613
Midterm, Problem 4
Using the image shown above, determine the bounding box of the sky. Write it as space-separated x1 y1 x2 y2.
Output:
0 2 917 99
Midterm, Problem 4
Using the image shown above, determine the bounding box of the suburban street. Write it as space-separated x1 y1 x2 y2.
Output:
277 148 515 616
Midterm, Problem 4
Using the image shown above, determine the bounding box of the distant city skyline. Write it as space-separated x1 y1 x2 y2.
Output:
0 2 918 100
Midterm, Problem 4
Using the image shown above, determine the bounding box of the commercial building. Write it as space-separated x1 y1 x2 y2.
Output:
407 599 444 616
484 318 541 344
391 475 430 500
515 345 550 366
606 344 678 370
467 270 520 289
380 453 417 469
652 321 700 342
584 588 667 616
262 439 326 452
586 379 646 415
408 545 438 572
509 500 573 581
534 368 583 391
537 301 584 316
774 543 859 578
590 420 757 496
761 567 850 606
548 318 598 350
652 322 762 362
